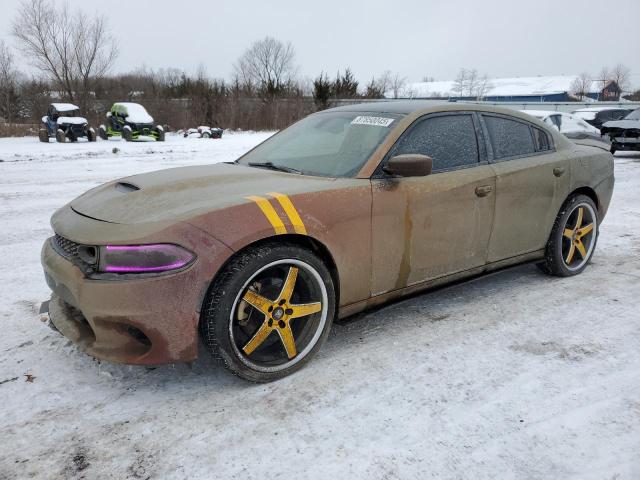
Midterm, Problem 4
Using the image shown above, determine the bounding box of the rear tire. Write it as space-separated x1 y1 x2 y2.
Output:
98 125 108 140
202 131 211 139
55 129 66 143
539 194 598 277
38 128 49 143
155 127 165 142
200 242 336 382
87 128 96 142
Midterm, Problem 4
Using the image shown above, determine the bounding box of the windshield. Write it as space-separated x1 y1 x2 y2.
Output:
573 111 596 121
624 108 640 120
238 111 403 177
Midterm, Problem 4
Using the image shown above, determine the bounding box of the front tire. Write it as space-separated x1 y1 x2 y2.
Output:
539 194 598 277
87 127 96 142
123 125 132 142
200 242 336 382
55 129 66 143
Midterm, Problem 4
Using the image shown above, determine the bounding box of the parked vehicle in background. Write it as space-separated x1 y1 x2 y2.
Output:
183 126 224 139
98 103 165 142
520 110 609 148
601 108 640 154
39 103 96 143
571 107 633 130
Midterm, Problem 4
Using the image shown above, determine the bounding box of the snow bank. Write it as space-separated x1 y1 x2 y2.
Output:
0 133 639 479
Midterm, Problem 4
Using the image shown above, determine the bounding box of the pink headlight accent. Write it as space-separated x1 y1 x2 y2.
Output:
101 244 194 273
104 262 189 273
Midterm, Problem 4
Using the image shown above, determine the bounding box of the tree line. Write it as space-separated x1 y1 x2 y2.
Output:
1 0 638 136
0 0 409 134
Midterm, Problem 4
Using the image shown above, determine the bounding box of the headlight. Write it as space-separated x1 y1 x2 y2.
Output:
98 244 195 273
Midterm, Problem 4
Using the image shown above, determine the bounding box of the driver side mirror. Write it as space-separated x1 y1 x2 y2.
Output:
383 154 433 177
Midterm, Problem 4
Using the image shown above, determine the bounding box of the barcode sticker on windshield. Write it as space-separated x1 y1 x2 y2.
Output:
351 116 395 127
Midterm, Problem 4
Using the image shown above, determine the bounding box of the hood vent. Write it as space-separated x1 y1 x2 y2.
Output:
115 182 140 193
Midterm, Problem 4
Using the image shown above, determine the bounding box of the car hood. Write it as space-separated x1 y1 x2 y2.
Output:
601 120 640 131
70 163 340 224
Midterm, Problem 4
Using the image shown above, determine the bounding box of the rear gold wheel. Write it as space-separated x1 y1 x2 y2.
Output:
540 194 598 277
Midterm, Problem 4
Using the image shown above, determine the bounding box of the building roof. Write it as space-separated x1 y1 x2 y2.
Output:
387 75 605 99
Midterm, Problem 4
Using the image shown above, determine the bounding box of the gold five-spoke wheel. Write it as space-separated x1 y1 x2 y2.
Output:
228 257 329 374
561 203 597 271
241 266 322 359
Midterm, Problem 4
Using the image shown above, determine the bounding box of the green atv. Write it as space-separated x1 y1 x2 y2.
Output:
98 102 165 141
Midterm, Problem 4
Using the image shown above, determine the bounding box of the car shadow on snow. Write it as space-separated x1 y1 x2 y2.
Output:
32 264 560 392
42 261 556 390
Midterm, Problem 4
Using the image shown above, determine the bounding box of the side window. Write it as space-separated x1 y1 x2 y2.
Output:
483 115 536 160
532 127 551 152
390 114 479 172
551 115 562 130
612 110 628 120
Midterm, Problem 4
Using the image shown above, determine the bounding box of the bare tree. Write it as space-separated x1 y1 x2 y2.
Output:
0 41 18 122
474 74 493 100
596 66 611 93
451 69 467 98
390 73 406 99
611 63 631 95
234 36 296 98
464 69 478 97
12 0 117 108
375 70 393 96
570 73 593 100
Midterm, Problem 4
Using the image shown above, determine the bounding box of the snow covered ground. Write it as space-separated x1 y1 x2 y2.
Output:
0 133 639 479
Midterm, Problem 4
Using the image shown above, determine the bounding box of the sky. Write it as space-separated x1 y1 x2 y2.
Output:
2 0 640 88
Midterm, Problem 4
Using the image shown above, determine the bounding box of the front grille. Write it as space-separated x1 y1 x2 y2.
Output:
52 234 98 273
53 234 80 259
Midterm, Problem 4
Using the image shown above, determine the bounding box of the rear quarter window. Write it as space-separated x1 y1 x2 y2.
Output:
532 127 551 151
483 115 536 160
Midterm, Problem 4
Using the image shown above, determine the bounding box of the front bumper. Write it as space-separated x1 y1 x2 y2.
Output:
40 212 233 365
611 139 640 151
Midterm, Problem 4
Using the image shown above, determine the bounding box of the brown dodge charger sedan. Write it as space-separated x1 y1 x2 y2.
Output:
41 102 614 381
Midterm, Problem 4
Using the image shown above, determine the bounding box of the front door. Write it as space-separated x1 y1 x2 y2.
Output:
370 113 496 296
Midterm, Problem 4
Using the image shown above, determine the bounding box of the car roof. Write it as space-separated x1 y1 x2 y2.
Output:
51 103 79 112
519 110 561 118
325 100 451 114
323 100 547 119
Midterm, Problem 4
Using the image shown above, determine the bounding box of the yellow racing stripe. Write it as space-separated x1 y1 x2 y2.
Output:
246 195 287 234
267 192 307 235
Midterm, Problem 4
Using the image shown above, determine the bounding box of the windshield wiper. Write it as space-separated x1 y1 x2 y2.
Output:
247 162 302 174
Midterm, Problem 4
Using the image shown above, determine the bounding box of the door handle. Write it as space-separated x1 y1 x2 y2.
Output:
553 167 566 177
475 185 493 197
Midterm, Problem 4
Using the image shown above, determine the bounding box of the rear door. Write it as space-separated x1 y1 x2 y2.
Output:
481 113 570 262
370 112 496 295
